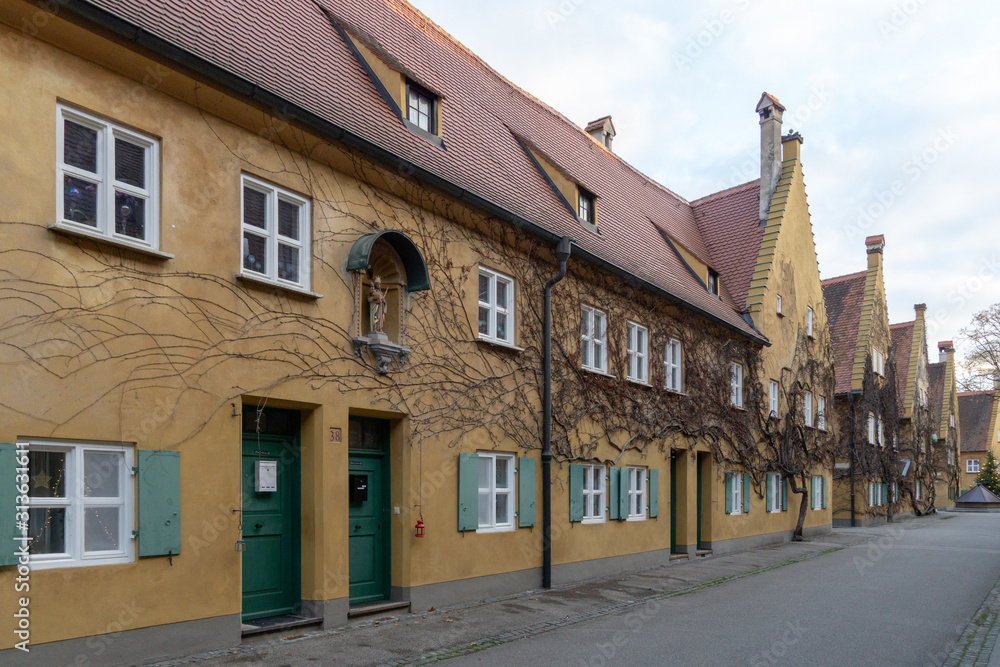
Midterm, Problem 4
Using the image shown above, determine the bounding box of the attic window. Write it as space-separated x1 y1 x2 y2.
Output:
406 80 436 134
578 188 595 225
708 270 720 297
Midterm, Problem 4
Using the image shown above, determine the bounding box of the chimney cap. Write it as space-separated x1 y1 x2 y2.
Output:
756 92 786 114
938 340 955 351
782 130 804 144
865 234 886 253
915 303 927 312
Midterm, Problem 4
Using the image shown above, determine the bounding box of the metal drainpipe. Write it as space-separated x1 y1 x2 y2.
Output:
543 237 573 589
849 393 857 527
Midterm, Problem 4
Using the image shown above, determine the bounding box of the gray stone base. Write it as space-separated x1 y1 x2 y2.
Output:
0 613 240 667
706 524 832 555
552 547 675 585
402 567 542 613
833 515 887 527
301 596 349 630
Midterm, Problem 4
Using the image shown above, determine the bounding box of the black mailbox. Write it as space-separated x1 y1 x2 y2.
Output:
350 474 368 503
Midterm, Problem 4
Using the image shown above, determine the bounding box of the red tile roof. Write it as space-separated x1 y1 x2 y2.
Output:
691 180 764 311
958 391 996 453
890 321 915 418
82 0 764 341
822 271 867 394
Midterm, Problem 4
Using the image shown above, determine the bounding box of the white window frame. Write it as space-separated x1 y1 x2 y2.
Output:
950 414 956 428
878 416 885 447
776 294 782 315
708 271 720 297
915 480 922 501
581 464 606 523
24 440 135 570
729 473 743 516
477 452 515 533
626 467 647 520
730 362 744 408
807 307 814 337
664 339 682 392
868 414 876 444
817 396 826 431
478 267 515 345
767 473 783 513
769 380 779 417
626 322 649 384
804 390 813 427
56 104 160 251
968 459 981 474
581 305 608 373
240 174 311 292
811 475 823 510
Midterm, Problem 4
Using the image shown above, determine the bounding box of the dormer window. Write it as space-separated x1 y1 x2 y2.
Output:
708 270 720 297
406 80 436 134
578 188 595 225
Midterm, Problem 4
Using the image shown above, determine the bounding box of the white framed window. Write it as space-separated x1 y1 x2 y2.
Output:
626 467 647 520
581 305 608 373
868 482 874 506
57 104 160 250
878 417 885 447
807 307 814 337
25 440 135 570
730 362 744 408
817 396 826 431
708 270 720 297
968 459 981 474
915 480 922 500
769 380 779 417
728 473 743 515
578 189 595 225
950 414 956 428
664 339 682 392
478 267 514 345
581 464 606 523
406 80 437 134
627 322 649 384
811 475 824 510
804 390 813 427
868 414 876 444
241 174 311 291
477 452 515 532
767 473 784 513
776 294 782 315
948 448 954 466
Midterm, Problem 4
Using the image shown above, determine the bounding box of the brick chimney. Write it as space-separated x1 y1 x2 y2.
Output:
866 234 885 271
756 92 785 226
938 340 954 363
585 116 615 150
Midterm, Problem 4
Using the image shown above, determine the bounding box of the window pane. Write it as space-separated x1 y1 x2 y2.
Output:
243 187 267 229
28 507 65 554
581 309 591 337
84 452 120 498
63 175 98 227
495 492 509 524
278 243 299 283
28 451 66 498
478 457 490 490
496 280 507 309
593 343 602 369
595 314 605 341
478 492 490 526
64 120 98 172
495 457 509 489
85 507 120 552
479 273 490 303
278 200 299 239
581 341 589 367
243 232 267 274
114 191 146 239
592 467 601 491
496 313 507 341
114 138 145 188
478 306 490 335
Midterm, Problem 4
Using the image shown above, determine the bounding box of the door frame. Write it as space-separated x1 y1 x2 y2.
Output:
348 417 392 605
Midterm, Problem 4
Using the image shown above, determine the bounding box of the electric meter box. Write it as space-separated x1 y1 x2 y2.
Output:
255 460 277 492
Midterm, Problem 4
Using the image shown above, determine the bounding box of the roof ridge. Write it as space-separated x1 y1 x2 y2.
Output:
890 320 915 330
691 179 760 206
821 269 867 286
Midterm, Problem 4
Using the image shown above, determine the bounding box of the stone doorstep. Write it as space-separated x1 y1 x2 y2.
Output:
347 599 411 619
696 549 714 558
241 614 323 638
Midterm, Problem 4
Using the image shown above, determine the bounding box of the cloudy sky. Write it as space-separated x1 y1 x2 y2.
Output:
410 0 1000 363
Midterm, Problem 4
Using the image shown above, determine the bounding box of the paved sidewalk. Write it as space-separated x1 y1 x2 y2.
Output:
149 538 846 666
945 566 1000 667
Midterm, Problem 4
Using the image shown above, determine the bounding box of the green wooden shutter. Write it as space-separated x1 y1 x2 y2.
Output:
742 473 751 513
0 443 20 566
569 464 584 523
457 453 479 531
618 467 630 519
725 473 733 514
766 473 774 513
649 469 659 518
137 450 181 557
518 457 535 528
608 467 620 520
822 476 828 509
782 476 789 511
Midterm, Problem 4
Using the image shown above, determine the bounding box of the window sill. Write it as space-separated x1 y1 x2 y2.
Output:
626 515 647 522
582 367 616 379
664 387 686 395
576 217 599 234
236 272 323 299
476 337 524 353
627 378 651 387
49 221 174 259
475 525 516 534
404 119 445 148
29 555 134 570
581 517 606 525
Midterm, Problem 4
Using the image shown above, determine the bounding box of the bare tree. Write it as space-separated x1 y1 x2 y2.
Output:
959 303 1000 389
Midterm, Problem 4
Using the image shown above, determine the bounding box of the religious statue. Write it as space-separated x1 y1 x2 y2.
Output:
368 275 387 335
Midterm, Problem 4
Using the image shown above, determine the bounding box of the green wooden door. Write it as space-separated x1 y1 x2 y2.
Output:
348 418 390 604
241 433 301 621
